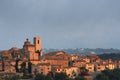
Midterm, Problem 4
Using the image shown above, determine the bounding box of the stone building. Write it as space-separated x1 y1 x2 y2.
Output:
44 51 71 60
85 63 94 72
44 51 70 68
47 59 68 68
32 63 51 75
23 36 42 61
9 47 23 59
73 60 86 67
105 63 115 70
2 50 12 60
96 63 105 72
56 67 80 78
1 60 16 73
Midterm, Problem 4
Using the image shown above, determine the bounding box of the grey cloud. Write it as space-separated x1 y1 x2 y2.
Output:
0 0 120 49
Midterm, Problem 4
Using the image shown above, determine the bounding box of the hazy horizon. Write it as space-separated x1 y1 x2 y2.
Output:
0 0 120 50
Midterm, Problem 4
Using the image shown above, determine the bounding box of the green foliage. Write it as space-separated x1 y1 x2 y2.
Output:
3 75 20 80
96 74 109 80
20 62 27 76
47 72 54 78
75 76 87 80
21 62 26 69
96 69 120 80
54 72 69 80
98 53 120 60
45 75 53 80
4 57 9 60
35 73 45 80
21 75 31 79
10 75 20 80
80 67 88 72
28 61 32 74
35 73 53 80
15 59 20 72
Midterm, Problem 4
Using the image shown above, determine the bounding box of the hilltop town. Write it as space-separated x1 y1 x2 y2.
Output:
0 36 120 80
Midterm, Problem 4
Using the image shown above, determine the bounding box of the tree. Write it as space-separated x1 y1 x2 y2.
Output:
15 59 20 72
79 67 89 77
3 75 20 80
10 75 20 80
28 61 32 74
95 69 120 80
98 53 120 60
45 75 53 80
21 62 27 76
47 71 54 79
35 73 53 80
35 73 45 80
80 67 88 72
54 72 69 80
21 62 26 69
96 74 109 80
1 57 5 71
75 76 87 80
36 50 42 60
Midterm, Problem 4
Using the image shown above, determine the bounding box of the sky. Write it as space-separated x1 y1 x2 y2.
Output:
0 0 120 50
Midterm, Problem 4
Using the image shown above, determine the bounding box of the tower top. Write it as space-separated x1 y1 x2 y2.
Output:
26 38 29 41
34 36 41 39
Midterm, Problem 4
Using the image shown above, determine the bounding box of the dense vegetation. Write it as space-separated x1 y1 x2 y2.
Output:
0 75 20 80
95 68 120 80
98 53 120 60
34 72 86 80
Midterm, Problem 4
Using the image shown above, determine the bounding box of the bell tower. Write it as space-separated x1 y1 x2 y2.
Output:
34 37 42 51
34 37 42 57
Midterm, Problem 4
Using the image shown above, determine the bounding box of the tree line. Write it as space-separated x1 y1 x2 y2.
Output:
95 68 120 80
98 53 120 60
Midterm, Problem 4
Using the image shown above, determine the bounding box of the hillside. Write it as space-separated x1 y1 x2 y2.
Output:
98 53 120 60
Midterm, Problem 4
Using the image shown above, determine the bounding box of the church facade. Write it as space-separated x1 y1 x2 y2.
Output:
23 36 42 61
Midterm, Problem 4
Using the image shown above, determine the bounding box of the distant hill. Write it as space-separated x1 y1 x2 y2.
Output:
43 48 120 55
98 53 120 60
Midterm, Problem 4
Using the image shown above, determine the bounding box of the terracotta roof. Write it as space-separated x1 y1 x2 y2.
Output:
45 51 71 56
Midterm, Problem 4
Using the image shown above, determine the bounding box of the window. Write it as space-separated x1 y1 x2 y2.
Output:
98 64 100 66
41 69 43 71
98 67 101 69
38 40 39 44
88 67 92 69
68 74 70 76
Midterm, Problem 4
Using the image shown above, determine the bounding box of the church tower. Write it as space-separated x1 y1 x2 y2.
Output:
34 37 42 57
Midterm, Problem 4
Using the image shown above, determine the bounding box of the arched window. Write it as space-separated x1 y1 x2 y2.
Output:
38 40 39 44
